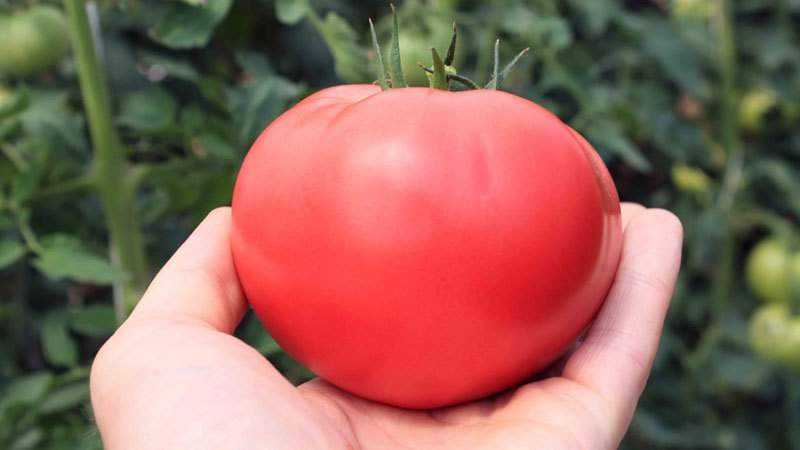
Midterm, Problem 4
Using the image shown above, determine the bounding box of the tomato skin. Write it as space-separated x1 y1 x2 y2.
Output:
745 239 800 304
0 6 69 77
749 303 800 372
231 85 622 408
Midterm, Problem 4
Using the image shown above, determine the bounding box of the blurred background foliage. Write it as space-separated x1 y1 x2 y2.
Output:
0 0 799 448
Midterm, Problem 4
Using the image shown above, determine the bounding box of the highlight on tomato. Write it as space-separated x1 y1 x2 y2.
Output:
231 7 623 409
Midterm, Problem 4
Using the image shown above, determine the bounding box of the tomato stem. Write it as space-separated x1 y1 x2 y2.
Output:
372 7 528 92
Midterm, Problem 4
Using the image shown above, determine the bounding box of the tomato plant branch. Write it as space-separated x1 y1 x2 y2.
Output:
64 0 148 320
29 174 93 202
711 0 743 316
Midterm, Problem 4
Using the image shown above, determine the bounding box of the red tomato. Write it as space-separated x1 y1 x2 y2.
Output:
231 85 623 409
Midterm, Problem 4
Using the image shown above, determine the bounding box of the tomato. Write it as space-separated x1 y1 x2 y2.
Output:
0 85 12 110
745 239 800 304
0 6 69 77
671 164 711 195
671 0 713 20
739 88 777 133
749 303 800 372
231 85 623 408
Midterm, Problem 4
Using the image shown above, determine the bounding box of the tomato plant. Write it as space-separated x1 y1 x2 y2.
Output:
231 15 622 408
745 238 800 304
0 5 69 77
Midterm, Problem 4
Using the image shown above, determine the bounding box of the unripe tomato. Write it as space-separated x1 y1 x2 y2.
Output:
0 6 70 77
739 88 777 133
749 303 800 372
745 239 800 304
0 85 12 109
232 85 622 408
671 164 711 195
671 0 713 20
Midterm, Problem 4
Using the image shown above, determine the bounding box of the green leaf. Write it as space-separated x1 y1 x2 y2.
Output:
229 53 302 145
583 121 652 172
275 0 309 25
12 157 44 204
0 239 25 270
9 428 44 450
69 305 118 337
118 87 178 134
310 12 369 83
0 373 53 409
19 90 87 154
193 132 236 161
38 382 89 414
139 52 200 82
33 234 122 285
40 312 79 368
642 21 711 100
149 0 234 49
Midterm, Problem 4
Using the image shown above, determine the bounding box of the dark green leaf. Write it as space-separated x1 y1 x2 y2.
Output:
0 373 53 409
118 87 178 134
38 382 89 414
69 305 118 337
40 313 79 368
310 12 369 83
0 240 25 270
33 234 122 285
582 121 652 172
149 0 234 49
275 0 309 25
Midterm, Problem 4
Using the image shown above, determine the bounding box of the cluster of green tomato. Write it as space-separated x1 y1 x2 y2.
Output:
746 238 800 372
0 4 69 107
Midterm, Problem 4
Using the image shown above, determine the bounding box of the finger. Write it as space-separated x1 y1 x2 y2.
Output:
620 202 646 230
562 208 682 430
129 207 248 333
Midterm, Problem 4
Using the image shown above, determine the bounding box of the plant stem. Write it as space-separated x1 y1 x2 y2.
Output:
710 0 742 318
29 175 93 202
686 0 743 371
63 0 148 321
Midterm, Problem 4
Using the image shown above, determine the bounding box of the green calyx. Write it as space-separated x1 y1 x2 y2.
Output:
369 5 529 91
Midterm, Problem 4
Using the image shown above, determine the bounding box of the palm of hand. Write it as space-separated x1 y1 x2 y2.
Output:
92 204 682 450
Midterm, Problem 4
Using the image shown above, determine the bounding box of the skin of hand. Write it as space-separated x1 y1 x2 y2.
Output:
90 203 682 450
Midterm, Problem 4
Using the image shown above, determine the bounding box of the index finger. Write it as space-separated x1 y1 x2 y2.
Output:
129 207 248 333
562 208 683 428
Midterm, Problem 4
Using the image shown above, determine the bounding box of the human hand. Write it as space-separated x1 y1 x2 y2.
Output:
91 203 682 450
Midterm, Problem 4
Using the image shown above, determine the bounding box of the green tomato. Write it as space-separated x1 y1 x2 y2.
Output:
671 0 713 20
749 303 800 372
739 88 777 133
0 6 70 77
671 164 711 195
0 85 11 108
745 239 800 304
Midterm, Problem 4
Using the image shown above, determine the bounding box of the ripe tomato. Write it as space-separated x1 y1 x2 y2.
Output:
0 6 69 77
745 239 800 304
231 85 623 408
749 303 800 372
